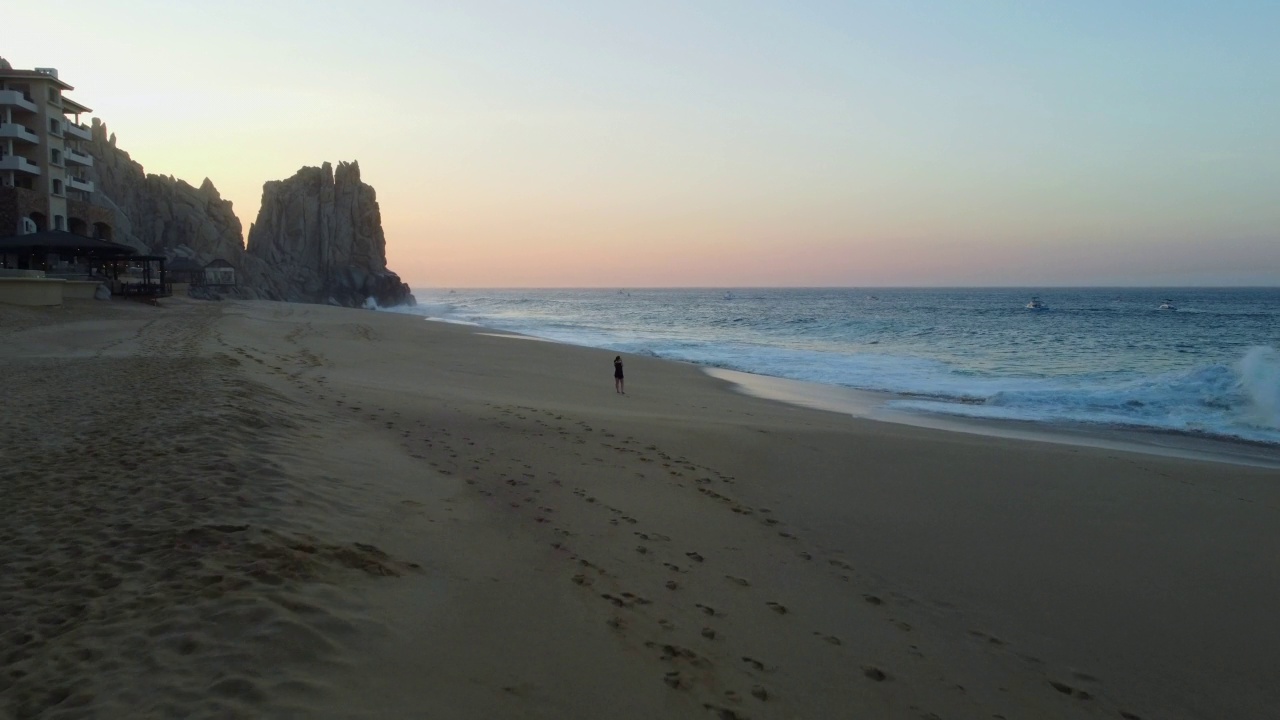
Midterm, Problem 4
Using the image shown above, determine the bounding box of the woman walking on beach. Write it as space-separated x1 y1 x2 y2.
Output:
614 356 625 394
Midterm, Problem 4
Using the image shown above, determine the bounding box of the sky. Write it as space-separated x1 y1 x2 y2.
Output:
7 1 1279 287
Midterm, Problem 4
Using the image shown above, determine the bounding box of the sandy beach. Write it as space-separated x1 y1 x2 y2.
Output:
3 298 1278 720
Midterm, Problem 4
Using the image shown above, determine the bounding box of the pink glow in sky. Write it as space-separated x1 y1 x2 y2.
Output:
6 2 1278 287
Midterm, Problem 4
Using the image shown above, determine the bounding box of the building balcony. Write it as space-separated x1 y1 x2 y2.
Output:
0 122 40 144
0 90 39 113
67 176 94 193
64 147 94 167
0 155 41 175
65 121 91 141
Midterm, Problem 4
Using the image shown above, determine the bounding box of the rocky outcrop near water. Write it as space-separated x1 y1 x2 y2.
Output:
86 120 246 266
83 124 414 308
243 161 414 308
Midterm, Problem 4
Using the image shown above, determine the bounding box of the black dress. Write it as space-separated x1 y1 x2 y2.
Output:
614 361 624 379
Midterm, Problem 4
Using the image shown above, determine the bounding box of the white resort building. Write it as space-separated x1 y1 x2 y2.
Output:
0 58 111 239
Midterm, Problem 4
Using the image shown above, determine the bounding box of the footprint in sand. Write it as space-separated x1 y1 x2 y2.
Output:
863 666 888 682
685 551 705 562
1047 680 1093 700
766 601 788 615
725 575 750 587
968 629 1005 646
695 603 719 616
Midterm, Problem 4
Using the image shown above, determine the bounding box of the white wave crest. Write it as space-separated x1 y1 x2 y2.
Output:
1239 346 1280 429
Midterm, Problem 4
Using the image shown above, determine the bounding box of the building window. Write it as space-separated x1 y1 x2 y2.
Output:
51 148 62 165
52 179 63 195
55 215 65 231
48 87 59 103
49 118 62 135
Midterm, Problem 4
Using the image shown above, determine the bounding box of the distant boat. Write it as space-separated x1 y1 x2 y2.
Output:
724 290 734 300
1026 297 1048 310
1158 299 1177 311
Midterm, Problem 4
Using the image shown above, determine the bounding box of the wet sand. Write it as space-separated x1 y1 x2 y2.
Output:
2 298 1278 719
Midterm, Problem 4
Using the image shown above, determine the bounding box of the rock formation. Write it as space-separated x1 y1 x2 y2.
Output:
86 120 245 266
83 123 414 308
243 161 413 308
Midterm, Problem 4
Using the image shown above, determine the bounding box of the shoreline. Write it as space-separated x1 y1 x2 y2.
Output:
705 367 1280 469
395 289 1280 458
405 310 1280 468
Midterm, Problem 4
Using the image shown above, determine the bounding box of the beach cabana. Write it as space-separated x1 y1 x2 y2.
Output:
166 257 205 285
203 259 236 287
109 255 170 298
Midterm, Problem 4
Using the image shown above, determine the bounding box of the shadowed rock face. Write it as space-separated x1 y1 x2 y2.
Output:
86 120 245 265
243 161 414 308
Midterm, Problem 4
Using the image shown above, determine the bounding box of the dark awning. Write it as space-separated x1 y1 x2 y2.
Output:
167 257 203 272
0 230 137 256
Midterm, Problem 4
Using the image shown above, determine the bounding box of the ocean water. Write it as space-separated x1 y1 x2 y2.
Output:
392 288 1280 446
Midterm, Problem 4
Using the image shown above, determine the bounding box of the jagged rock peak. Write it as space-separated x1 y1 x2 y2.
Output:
92 119 125 155
198 177 222 200
242 160 414 308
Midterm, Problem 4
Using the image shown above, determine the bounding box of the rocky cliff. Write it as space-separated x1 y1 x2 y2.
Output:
243 161 414 308
86 120 245 267
83 125 414 308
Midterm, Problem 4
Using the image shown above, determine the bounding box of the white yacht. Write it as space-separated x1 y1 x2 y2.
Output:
1026 297 1048 310
1158 299 1177 311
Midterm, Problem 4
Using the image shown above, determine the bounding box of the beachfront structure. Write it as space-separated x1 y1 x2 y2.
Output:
0 59 113 242
166 256 204 285
0 230 171 305
203 258 236 287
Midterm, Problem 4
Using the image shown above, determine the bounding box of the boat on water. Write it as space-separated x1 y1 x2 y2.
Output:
724 291 735 300
1158 299 1177 311
1026 297 1048 310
